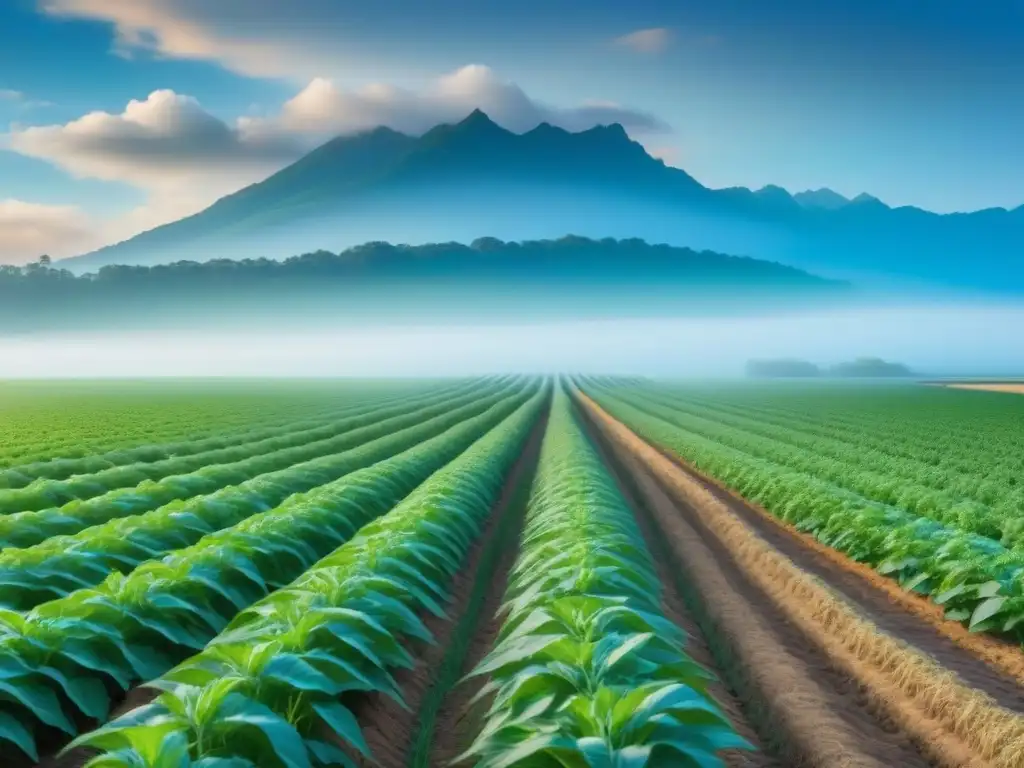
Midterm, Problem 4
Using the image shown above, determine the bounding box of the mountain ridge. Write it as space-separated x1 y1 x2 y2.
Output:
63 110 1024 295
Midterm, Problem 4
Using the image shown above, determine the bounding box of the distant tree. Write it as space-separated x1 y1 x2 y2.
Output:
0 236 846 334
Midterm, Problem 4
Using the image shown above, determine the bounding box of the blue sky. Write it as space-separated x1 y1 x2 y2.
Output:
1 0 1023 263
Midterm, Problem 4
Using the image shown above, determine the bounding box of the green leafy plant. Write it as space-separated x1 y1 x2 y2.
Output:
0 379 475 517
47 388 544 766
460 389 749 767
0 381 521 610
0 386 540 760
0 379 489 549
583 380 1024 643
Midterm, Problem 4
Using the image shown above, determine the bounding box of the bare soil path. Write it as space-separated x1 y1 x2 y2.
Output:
579 403 779 767
577 398 930 768
576 390 1024 768
938 383 1024 395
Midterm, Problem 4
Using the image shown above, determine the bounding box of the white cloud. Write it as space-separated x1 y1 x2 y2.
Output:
9 89 300 195
40 0 367 80
245 65 668 141
7 66 668 233
0 90 24 101
4 65 670 258
0 200 104 264
613 28 673 54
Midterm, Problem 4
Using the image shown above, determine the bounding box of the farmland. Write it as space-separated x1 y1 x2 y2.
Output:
2 378 1024 767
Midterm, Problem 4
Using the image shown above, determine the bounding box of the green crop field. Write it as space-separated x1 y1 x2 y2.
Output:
581 378 1024 634
2 376 1024 768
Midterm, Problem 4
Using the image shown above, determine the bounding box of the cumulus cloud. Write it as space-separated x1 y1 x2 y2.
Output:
613 28 673 54
10 65 668 197
8 90 300 194
5 65 670 255
245 65 668 141
40 0 366 80
0 200 104 264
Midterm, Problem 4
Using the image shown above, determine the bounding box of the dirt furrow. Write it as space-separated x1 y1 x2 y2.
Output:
579 405 777 767
577 390 1024 767
349 414 545 768
658 442 1024 698
423 479 533 768
577 398 931 767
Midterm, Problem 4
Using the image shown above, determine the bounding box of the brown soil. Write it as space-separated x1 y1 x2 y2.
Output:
664 440 1024 698
579 405 778 767
940 384 1024 395
425 465 536 768
577 391 1024 768
348 413 546 768
578 398 930 767
27 411 547 768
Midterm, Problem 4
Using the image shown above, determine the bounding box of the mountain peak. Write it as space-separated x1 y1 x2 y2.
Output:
456 108 504 132
583 122 630 139
754 184 799 207
793 187 851 210
850 192 888 209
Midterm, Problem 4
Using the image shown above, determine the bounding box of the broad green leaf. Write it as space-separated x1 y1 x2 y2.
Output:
219 699 311 768
0 678 76 734
311 700 371 758
0 710 37 760
970 596 1008 629
40 664 111 720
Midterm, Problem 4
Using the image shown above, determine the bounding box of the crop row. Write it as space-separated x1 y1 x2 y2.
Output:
629 382 1024 491
584 387 1024 645
0 383 397 469
462 390 747 766
58 388 546 767
0 380 526 610
0 378 478 516
598 385 1021 545
0 380 502 551
633 380 1024 475
0 381 453 490
0 385 542 761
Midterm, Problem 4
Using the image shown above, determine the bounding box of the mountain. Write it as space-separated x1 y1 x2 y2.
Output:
63 110 1024 295
793 188 852 210
0 236 848 334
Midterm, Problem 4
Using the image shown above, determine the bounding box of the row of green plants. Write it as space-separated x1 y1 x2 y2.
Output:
631 380 1024 476
59 389 545 767
628 383 1022 504
585 388 1024 645
0 380 475 515
0 384 425 492
0 381 510 554
0 384 377 470
598 386 1019 545
462 390 748 767
0 383 526 610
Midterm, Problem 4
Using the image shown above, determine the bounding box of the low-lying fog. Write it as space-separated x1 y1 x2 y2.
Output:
4 303 1021 378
